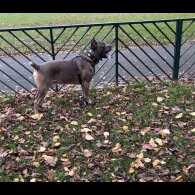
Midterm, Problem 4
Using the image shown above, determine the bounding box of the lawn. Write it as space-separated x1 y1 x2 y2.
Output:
0 13 195 28
0 81 194 182
0 13 195 56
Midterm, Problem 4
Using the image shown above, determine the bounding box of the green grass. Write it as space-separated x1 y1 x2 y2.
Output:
0 80 195 182
0 13 195 28
0 13 195 56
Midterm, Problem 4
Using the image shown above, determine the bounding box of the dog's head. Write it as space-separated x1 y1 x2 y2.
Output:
90 38 112 60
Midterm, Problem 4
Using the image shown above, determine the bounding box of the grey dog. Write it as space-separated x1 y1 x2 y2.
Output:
30 38 112 114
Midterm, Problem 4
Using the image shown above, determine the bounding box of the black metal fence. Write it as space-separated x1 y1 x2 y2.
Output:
0 18 195 95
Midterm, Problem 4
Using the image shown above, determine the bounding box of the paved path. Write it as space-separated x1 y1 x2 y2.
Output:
0 43 195 92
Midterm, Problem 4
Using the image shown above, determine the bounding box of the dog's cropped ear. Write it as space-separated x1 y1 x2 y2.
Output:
91 38 97 50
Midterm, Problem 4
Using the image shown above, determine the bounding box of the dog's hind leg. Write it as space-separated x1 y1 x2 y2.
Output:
34 88 48 114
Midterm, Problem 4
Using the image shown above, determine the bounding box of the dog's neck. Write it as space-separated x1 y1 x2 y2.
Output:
81 49 101 65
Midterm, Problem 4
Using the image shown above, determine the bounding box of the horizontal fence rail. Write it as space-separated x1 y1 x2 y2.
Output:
0 18 195 95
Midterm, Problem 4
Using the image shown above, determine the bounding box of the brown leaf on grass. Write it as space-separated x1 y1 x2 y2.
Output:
30 113 43 120
159 129 170 137
81 128 92 133
87 112 93 117
33 161 40 168
87 118 97 124
47 169 56 180
135 159 145 169
157 97 163 102
149 138 157 148
142 143 157 151
152 102 158 107
30 178 36 182
129 167 135 174
175 175 182 181
70 121 78 125
136 152 144 159
122 126 129 131
38 146 46 153
189 112 195 116
83 149 93 157
126 153 136 158
112 143 122 153
140 127 151 135
103 132 109 139
42 155 58 167
175 113 183 119
155 138 164 146
53 135 60 142
152 159 160 167
85 133 94 141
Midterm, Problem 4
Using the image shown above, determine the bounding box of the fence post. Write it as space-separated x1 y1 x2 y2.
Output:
172 19 183 80
115 24 119 86
50 28 58 91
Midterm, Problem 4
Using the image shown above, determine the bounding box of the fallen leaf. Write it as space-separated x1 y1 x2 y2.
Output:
33 161 40 168
152 159 160 167
38 146 46 153
18 116 25 121
81 128 92 133
191 128 195 133
152 102 158 107
155 138 163 146
83 149 93 157
136 152 144 159
30 113 43 120
85 133 94 141
160 161 166 165
54 142 61 147
42 155 58 167
30 178 36 182
13 135 19 140
160 129 170 136
127 153 136 158
175 175 182 181
47 169 56 180
182 166 189 174
149 138 157 148
122 126 129 131
70 121 78 125
135 159 145 168
60 158 69 162
87 112 93 117
189 112 195 116
144 158 151 163
175 113 183 119
87 118 97 123
112 143 122 153
104 140 109 144
13 178 20 182
140 127 151 135
103 132 109 139
157 97 163 102
129 167 135 174
116 112 121 116
53 135 60 142
68 169 75 177
24 131 30 135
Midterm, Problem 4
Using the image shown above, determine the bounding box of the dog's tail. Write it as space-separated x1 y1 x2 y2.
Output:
29 61 40 71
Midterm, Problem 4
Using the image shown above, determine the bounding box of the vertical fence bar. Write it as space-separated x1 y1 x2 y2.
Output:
115 24 119 86
50 28 58 91
172 19 183 80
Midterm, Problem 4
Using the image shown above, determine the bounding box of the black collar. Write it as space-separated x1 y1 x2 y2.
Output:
79 49 97 70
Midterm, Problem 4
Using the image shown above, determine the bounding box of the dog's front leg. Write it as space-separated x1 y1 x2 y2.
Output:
81 81 91 105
